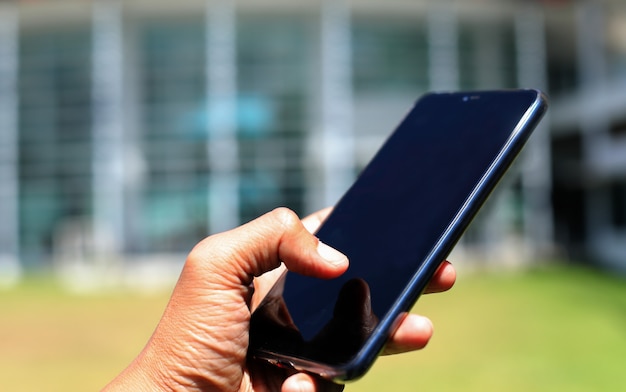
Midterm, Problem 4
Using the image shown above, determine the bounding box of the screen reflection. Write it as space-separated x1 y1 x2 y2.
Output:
250 274 378 364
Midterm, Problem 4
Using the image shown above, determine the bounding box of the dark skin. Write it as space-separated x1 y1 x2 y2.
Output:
104 207 456 392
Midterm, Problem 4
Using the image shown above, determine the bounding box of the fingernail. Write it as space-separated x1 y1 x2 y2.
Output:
417 315 434 334
317 241 347 266
284 377 314 392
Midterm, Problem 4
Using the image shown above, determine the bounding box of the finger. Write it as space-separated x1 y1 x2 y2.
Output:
188 207 348 287
423 260 456 294
253 207 334 299
250 208 337 310
282 373 344 392
301 207 333 233
381 314 434 355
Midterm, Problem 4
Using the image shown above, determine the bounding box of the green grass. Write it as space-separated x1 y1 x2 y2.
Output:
1 265 625 391
0 277 171 391
359 265 626 391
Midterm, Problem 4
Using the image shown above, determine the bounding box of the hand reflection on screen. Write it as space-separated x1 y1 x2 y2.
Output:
309 278 378 361
250 276 379 364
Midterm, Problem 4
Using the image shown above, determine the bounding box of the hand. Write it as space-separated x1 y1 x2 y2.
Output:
103 207 456 392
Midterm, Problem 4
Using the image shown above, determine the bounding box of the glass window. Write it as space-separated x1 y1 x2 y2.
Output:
352 20 429 94
607 11 626 83
611 182 626 229
18 28 92 266
458 21 518 90
139 19 209 252
237 17 312 223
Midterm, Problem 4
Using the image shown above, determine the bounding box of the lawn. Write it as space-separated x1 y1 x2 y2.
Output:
1 264 625 391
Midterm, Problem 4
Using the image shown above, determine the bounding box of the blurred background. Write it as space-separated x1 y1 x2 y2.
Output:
0 0 625 390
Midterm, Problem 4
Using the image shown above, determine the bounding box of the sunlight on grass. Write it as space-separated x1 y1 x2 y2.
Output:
0 277 171 392
1 265 624 391
358 265 626 392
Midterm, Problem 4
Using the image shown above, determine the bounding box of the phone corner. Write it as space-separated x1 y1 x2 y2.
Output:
529 88 550 107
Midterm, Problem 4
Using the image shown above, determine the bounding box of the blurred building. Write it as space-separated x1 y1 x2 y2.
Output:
0 0 625 285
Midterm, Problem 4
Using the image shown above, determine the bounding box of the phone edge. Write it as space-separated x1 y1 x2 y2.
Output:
334 89 549 382
249 90 550 383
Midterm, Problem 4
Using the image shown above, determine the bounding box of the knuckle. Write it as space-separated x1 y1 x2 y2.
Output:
184 236 213 268
268 207 301 231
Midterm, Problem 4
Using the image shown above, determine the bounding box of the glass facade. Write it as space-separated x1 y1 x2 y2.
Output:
8 1 587 270
14 14 319 261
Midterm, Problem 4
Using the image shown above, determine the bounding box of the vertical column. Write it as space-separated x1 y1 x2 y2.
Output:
92 0 125 256
426 3 473 253
317 0 354 208
427 4 459 91
0 2 21 285
515 5 554 255
473 24 505 89
120 19 144 253
576 2 610 246
206 0 239 233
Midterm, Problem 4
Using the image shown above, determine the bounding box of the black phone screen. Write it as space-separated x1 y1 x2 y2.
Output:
250 90 545 370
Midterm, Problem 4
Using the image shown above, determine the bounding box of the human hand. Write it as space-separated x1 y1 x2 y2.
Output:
103 207 455 392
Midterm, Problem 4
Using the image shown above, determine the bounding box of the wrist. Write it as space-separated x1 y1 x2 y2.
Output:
102 343 172 392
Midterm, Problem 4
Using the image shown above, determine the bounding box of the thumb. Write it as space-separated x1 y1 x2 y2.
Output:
186 207 348 288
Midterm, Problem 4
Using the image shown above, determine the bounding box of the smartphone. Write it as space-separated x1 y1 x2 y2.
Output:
249 89 548 382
